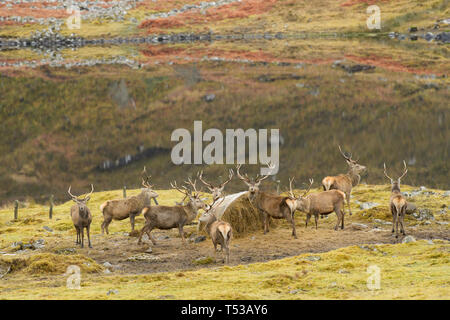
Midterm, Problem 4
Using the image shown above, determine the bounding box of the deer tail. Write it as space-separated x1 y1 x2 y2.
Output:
322 177 333 191
99 201 108 214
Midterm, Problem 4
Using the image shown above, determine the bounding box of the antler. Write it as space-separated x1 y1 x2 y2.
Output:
68 186 78 200
236 164 252 184
219 169 234 189
255 162 275 183
198 171 215 190
338 145 353 161
301 178 314 197
398 160 408 180
141 166 153 188
184 177 202 196
383 163 394 181
288 177 298 199
171 180 191 197
83 184 94 201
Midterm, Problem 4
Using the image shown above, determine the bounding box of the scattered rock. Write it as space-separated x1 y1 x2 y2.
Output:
413 208 434 221
204 94 215 102
107 289 119 296
409 27 418 33
156 234 169 241
104 269 112 274
158 295 175 300
338 269 350 274
305 255 321 262
402 235 416 243
127 254 162 262
240 256 252 262
374 219 392 225
43 226 53 232
54 248 76 255
351 223 369 230
360 202 379 210
194 235 206 243
145 247 153 254
405 202 417 214
103 262 113 268
442 191 450 197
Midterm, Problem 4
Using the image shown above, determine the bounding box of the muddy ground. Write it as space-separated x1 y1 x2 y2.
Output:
37 217 450 275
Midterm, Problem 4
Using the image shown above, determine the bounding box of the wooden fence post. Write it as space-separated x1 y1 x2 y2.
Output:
14 200 18 220
123 186 127 198
49 194 54 219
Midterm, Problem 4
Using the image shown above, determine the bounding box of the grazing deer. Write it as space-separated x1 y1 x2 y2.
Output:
289 178 346 230
322 146 366 216
384 161 408 238
198 169 234 201
100 167 158 234
137 178 207 245
236 163 298 238
199 198 232 263
68 184 94 248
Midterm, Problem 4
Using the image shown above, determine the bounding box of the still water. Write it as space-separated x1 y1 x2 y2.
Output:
0 35 448 203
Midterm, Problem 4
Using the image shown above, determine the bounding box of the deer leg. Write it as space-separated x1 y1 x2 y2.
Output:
314 214 318 229
130 213 136 232
102 216 112 235
178 225 186 244
305 213 311 229
263 212 269 234
80 228 84 248
225 245 230 264
75 226 80 244
334 210 341 231
137 224 147 245
347 192 352 216
87 225 92 248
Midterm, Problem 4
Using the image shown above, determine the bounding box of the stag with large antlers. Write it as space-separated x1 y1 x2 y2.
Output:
137 178 207 245
68 184 94 248
198 169 234 201
289 178 346 230
384 161 408 238
100 167 159 234
322 146 366 216
199 197 233 263
236 163 298 238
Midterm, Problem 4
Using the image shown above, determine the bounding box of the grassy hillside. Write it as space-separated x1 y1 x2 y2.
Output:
0 0 448 38
0 42 448 203
0 184 448 299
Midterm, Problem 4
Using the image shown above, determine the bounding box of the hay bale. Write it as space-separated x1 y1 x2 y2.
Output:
220 193 277 238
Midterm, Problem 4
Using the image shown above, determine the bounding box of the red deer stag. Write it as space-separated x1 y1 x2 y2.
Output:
384 161 408 238
100 167 158 234
199 198 232 263
137 178 207 245
236 163 298 238
198 169 234 201
322 146 366 216
289 178 346 230
68 184 94 248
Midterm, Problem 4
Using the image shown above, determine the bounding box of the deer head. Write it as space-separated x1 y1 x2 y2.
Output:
288 177 314 212
383 161 408 192
141 166 159 204
339 145 366 176
236 162 275 200
198 169 234 201
68 184 94 218
199 197 225 224
171 178 207 211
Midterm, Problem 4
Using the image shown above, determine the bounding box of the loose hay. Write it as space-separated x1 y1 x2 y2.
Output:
0 253 103 275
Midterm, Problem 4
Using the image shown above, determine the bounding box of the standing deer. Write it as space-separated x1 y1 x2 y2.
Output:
137 178 207 245
68 184 94 248
100 167 158 234
236 163 298 238
322 146 366 216
289 178 346 230
198 169 234 201
199 198 232 263
384 161 408 238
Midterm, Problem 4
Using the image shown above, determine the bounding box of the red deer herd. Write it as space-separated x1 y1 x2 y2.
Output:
66 146 410 263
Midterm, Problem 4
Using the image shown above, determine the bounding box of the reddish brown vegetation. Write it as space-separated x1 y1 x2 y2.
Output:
139 0 277 33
